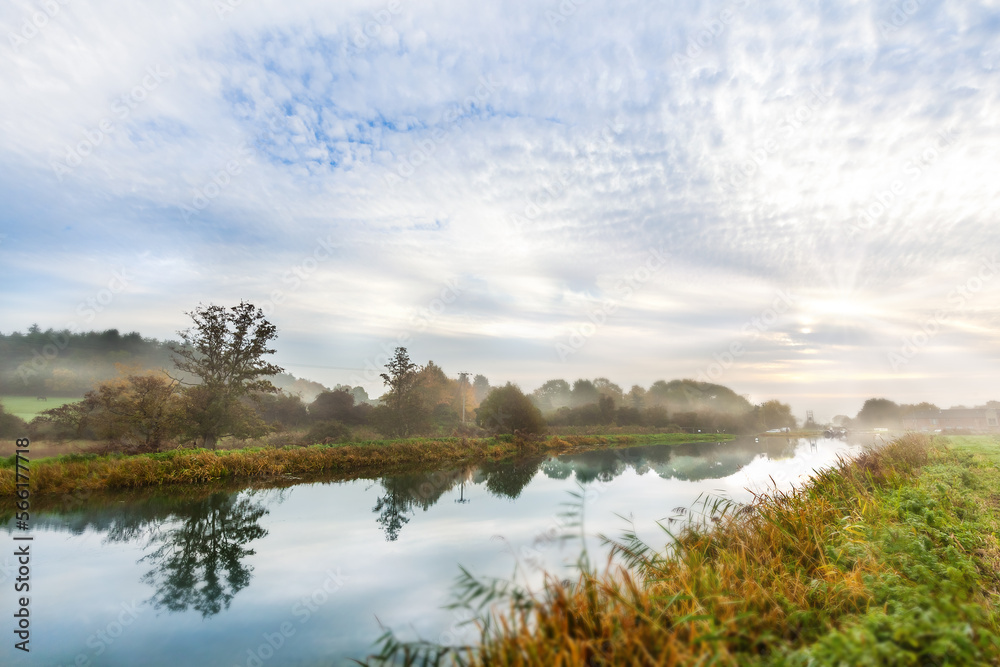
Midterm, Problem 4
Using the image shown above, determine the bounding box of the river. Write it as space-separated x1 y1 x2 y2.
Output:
2 435 869 666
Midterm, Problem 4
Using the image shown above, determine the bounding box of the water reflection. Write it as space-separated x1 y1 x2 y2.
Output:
539 438 799 485
366 439 803 541
373 469 469 541
1 436 866 667
22 489 273 618
136 492 269 617
371 458 551 540
476 457 545 500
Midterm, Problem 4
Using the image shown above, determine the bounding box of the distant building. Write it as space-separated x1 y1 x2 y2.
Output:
903 407 1000 432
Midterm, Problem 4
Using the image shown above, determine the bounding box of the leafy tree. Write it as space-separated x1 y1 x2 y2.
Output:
615 405 643 426
310 389 357 423
431 402 460 428
477 383 546 435
372 347 428 437
472 374 491 403
88 369 182 449
624 385 646 411
0 403 28 438
571 379 600 407
831 414 852 427
32 367 182 448
254 392 309 429
179 385 271 448
646 379 752 415
349 385 372 405
531 379 572 413
569 403 603 426
642 405 671 428
380 347 418 401
899 402 940 417
598 395 616 423
646 380 673 407
171 301 283 449
31 400 93 440
759 400 797 430
855 398 901 427
415 361 459 421
546 398 616 426
593 378 623 405
309 389 372 427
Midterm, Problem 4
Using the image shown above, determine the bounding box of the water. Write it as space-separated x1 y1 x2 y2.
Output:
2 436 866 666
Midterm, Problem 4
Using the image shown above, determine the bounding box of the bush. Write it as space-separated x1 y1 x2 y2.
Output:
476 383 546 435
642 405 671 427
305 420 351 444
28 402 97 441
91 437 162 456
255 392 309 428
0 404 28 438
615 406 642 426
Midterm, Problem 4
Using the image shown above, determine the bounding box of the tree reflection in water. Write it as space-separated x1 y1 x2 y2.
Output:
137 492 269 617
541 439 798 484
477 457 544 500
367 439 798 542
373 469 470 541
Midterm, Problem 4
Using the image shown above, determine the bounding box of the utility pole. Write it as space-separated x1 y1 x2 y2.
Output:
455 480 470 504
457 371 472 423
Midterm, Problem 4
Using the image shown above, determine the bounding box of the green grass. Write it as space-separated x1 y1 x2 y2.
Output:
0 395 80 421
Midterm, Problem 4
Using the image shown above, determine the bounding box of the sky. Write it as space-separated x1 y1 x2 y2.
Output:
1 0 998 420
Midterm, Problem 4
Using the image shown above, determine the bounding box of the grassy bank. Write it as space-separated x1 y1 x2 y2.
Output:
0 432 729 497
384 434 1000 665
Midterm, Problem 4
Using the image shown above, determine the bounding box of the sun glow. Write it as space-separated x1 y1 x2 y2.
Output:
801 298 876 325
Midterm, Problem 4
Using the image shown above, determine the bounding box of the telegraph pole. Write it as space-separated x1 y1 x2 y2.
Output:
457 371 472 423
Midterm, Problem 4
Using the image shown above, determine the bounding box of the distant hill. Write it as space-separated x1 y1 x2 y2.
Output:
0 325 329 399
270 374 330 403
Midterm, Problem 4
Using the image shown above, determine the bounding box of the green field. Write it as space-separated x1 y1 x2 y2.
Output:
0 395 81 421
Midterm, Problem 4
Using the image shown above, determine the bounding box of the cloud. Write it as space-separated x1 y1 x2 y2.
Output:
2 0 999 417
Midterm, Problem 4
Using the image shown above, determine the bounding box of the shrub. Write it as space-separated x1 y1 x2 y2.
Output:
476 383 546 435
0 404 28 438
305 420 351 444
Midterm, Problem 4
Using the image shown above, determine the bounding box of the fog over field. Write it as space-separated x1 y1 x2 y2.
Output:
2 0 999 419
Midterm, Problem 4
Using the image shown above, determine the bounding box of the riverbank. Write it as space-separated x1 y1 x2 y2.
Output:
383 434 1000 665
0 432 730 497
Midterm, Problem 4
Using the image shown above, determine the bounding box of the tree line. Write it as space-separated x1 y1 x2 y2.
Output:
0 326 174 396
835 397 1000 430
1 301 808 449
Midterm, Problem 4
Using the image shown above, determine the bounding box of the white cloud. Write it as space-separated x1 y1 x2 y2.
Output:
2 0 999 416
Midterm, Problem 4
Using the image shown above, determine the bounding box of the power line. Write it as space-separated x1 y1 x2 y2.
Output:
280 362 370 372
